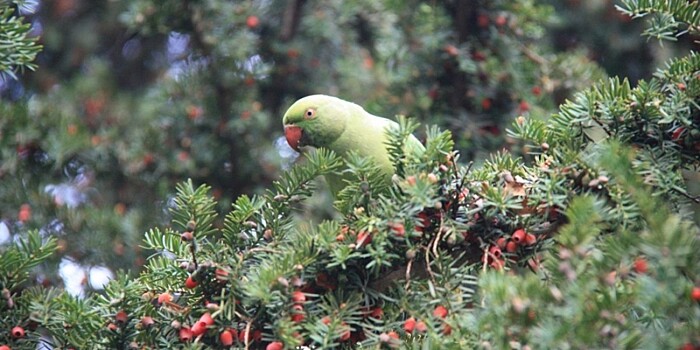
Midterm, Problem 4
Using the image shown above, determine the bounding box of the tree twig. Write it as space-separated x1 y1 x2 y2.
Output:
404 258 414 290
672 186 700 203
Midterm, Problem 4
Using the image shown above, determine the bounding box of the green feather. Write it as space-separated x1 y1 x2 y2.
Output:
283 95 424 196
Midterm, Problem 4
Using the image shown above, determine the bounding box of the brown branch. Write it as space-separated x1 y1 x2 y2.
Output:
519 44 548 66
189 242 198 269
280 0 306 41
243 321 252 350
404 258 414 290
368 259 428 292
673 186 700 203
424 245 436 283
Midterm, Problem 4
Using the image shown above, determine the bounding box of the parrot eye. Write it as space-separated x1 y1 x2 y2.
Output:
304 108 316 120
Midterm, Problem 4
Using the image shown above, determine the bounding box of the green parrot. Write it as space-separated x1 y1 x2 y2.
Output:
282 94 424 196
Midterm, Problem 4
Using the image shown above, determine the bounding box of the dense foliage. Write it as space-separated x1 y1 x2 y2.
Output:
1 0 611 276
1 0 699 349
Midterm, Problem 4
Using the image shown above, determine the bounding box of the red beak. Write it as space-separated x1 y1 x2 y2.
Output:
284 125 303 151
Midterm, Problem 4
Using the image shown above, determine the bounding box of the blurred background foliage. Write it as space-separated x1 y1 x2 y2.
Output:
0 0 696 295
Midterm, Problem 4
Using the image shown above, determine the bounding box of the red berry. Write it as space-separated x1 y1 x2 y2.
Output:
444 44 459 57
18 204 31 222
244 76 255 86
0 345 10 350
321 316 331 325
511 229 526 244
691 287 700 302
185 106 203 122
403 317 416 333
191 321 208 336
524 233 537 246
287 48 300 58
433 305 448 319
16 144 31 158
489 245 502 259
181 231 194 241
379 332 391 343
246 16 259 29
220 330 234 346
490 258 505 270
415 320 428 333
633 257 648 274
291 304 305 323
678 343 697 350
369 307 384 319
528 258 540 271
215 268 229 282
339 322 351 341
140 316 154 327
185 275 198 289
506 241 518 253
179 327 193 342
292 291 306 304
199 312 214 326
390 222 406 237
428 87 438 100
496 237 507 249
406 175 417 186
519 100 530 112
481 98 492 110
532 86 542 96
157 292 173 304
477 14 489 28
107 323 118 331
442 323 452 335
11 326 25 338
672 127 685 141
115 310 128 323
350 329 367 343
380 331 400 347
266 341 284 350
677 82 686 91
356 231 372 247
415 212 431 232
495 15 507 26
362 56 374 69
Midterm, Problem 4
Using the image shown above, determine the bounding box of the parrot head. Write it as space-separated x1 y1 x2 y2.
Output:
282 95 352 152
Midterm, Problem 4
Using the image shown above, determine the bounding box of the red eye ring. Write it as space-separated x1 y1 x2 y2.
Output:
304 108 316 119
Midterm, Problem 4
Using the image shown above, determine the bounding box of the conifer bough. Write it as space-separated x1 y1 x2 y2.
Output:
283 95 425 196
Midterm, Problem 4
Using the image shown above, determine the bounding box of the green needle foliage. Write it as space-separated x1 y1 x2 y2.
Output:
0 2 41 78
618 0 700 41
1 2 699 350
